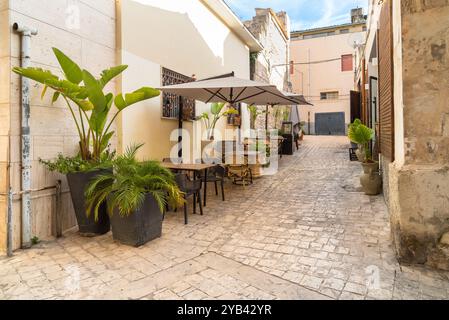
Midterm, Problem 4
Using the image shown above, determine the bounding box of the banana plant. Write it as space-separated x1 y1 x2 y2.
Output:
198 102 238 140
12 48 160 162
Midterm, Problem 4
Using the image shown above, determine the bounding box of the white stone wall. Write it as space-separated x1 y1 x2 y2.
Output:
0 0 117 253
245 9 290 130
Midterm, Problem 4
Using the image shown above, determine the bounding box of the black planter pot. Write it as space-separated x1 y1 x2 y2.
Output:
110 194 163 247
66 170 111 236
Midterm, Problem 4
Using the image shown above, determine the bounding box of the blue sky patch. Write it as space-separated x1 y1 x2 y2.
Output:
225 0 368 31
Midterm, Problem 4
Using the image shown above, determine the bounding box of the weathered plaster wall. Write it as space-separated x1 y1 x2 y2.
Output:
388 0 449 270
0 0 117 254
245 9 290 131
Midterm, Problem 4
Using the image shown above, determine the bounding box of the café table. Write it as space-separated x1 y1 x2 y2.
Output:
159 162 217 207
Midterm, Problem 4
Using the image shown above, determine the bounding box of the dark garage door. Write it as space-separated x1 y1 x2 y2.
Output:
315 112 346 136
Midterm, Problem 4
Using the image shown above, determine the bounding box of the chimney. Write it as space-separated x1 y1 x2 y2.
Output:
351 8 365 24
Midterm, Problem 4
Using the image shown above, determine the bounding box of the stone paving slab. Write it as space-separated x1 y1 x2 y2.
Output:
1 136 449 300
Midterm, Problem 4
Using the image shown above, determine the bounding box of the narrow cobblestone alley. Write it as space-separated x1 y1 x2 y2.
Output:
1 136 448 300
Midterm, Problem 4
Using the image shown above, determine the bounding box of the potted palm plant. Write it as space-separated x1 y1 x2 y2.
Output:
247 105 265 130
198 103 238 140
13 48 160 236
348 119 382 195
85 144 183 247
348 119 363 161
198 103 238 159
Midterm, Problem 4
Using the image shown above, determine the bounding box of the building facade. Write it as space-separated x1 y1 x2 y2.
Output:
0 0 260 254
290 10 366 136
244 8 291 130
356 0 449 270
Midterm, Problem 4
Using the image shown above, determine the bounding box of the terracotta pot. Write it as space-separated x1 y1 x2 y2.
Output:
360 162 382 195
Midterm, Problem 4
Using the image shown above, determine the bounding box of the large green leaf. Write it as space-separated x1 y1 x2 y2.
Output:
99 65 128 89
83 70 106 113
45 78 83 96
73 99 94 112
211 102 225 115
89 93 113 134
52 48 83 84
114 87 160 111
12 67 58 84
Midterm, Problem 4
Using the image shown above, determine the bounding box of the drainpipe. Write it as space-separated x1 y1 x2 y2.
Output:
13 22 38 249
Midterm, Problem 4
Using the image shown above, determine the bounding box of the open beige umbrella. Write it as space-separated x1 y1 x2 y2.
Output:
158 72 304 105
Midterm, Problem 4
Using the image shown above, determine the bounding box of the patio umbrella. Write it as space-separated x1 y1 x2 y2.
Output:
157 72 312 157
158 72 303 105
263 92 312 130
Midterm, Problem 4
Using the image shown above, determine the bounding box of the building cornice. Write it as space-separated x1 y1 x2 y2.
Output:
201 0 263 52
291 22 366 38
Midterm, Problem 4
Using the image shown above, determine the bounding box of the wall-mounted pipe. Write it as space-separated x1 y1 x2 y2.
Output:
13 22 38 249
7 188 13 257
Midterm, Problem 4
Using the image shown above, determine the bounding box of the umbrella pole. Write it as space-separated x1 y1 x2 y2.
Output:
178 97 183 159
265 105 269 131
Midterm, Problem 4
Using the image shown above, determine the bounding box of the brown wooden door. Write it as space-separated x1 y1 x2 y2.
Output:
378 0 395 161
350 90 361 123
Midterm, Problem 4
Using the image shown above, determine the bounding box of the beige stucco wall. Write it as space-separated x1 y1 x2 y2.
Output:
118 0 251 162
0 0 117 254
290 27 365 134
387 0 449 270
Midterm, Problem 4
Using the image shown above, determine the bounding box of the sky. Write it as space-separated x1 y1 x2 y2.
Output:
225 0 369 31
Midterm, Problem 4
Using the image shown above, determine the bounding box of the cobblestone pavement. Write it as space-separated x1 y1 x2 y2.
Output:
1 136 449 300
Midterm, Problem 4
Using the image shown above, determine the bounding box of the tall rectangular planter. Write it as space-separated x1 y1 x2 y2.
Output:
66 170 111 236
110 194 163 247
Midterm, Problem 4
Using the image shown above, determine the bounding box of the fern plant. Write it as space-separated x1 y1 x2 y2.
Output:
85 144 184 221
348 119 375 162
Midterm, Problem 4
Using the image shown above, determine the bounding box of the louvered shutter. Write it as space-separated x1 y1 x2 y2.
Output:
378 0 395 161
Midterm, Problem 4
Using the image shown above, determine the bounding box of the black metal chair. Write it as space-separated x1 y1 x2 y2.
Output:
195 158 226 201
175 173 203 224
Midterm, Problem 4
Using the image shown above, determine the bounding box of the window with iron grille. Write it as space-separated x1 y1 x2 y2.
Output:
320 91 339 100
161 67 196 121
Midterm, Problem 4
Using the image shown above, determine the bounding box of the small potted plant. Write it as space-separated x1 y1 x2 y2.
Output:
85 144 184 247
13 48 160 236
198 103 238 158
348 119 381 195
348 119 363 161
247 105 266 130
198 103 238 140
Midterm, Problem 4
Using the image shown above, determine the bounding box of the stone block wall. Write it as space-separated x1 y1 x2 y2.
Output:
0 0 117 254
388 0 449 270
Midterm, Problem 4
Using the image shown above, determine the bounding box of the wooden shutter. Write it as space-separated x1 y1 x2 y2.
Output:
341 54 353 71
378 0 395 161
